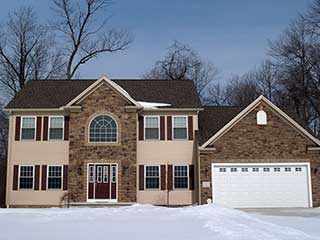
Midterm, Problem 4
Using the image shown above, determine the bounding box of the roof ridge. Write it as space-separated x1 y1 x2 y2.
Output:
28 78 194 82
203 105 243 108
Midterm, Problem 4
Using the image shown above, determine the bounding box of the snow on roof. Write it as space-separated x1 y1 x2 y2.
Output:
137 101 171 109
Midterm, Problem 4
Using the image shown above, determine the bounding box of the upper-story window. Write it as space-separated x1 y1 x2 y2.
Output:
257 110 267 125
173 116 187 140
49 116 64 140
89 115 117 143
21 117 36 140
144 116 159 140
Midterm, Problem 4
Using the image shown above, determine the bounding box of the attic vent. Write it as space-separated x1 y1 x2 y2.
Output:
257 110 267 125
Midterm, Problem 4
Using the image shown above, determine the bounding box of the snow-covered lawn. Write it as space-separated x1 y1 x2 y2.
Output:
0 204 319 240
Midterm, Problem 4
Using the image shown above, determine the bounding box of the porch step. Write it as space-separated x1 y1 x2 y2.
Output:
64 202 135 208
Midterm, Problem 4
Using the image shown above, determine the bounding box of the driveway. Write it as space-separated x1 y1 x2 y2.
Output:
243 208 320 239
243 208 320 217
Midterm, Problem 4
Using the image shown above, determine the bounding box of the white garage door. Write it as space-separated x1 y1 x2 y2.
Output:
212 163 312 208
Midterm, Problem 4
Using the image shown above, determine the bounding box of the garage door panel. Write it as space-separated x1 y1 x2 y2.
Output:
212 163 311 208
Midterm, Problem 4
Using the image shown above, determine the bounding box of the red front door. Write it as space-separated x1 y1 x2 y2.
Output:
88 164 117 201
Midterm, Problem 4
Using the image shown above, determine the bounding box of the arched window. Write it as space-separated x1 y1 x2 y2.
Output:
257 110 267 125
89 115 118 143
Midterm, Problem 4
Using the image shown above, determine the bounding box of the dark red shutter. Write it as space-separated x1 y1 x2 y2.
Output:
36 117 42 141
34 165 40 190
15 117 21 141
43 117 48 141
64 116 70 141
160 165 166 190
63 165 68 190
160 116 165 140
167 116 172 140
138 116 144 141
167 165 173 191
139 165 144 190
41 165 47 190
13 165 19 190
189 165 195 190
188 116 193 140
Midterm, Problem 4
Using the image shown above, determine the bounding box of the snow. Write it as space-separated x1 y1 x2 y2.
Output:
0 204 319 240
137 101 171 109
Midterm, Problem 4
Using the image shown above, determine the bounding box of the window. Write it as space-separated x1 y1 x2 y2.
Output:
274 167 280 172
49 117 64 140
173 116 187 140
241 168 248 172
97 166 102 183
257 110 267 125
145 166 160 189
89 165 95 183
21 117 36 140
174 166 188 189
230 167 237 172
111 165 117 183
48 166 62 189
219 168 226 172
285 167 291 172
89 115 117 143
144 116 159 140
253 168 259 172
263 168 270 172
296 167 302 172
19 166 34 189
103 166 108 183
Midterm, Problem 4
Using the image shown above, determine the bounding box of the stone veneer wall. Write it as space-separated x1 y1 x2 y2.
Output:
68 83 137 202
200 103 320 207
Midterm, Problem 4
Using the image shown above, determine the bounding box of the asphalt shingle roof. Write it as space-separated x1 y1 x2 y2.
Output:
6 79 202 109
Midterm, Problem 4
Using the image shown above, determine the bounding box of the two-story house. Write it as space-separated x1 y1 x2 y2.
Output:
4 77 320 208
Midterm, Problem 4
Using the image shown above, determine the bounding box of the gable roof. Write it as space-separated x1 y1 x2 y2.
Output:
65 77 141 107
199 106 244 146
199 95 320 148
5 77 202 109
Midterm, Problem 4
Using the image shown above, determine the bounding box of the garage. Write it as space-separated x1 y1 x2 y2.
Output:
211 163 313 208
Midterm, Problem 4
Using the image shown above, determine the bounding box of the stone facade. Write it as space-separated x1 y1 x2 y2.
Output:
68 83 137 203
200 102 320 207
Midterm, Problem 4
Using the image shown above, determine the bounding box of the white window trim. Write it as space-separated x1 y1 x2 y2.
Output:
89 165 95 183
88 115 119 144
97 166 103 183
144 116 160 141
18 165 35 190
172 116 188 140
47 165 63 190
20 116 37 141
111 165 117 183
103 165 109 183
48 116 65 141
144 165 161 190
173 165 189 190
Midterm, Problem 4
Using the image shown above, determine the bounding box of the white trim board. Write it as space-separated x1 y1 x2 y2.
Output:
200 95 320 149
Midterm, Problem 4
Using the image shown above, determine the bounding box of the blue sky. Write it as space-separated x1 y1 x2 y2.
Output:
0 0 313 83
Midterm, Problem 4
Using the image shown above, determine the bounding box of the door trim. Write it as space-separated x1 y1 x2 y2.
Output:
211 162 313 208
86 163 118 202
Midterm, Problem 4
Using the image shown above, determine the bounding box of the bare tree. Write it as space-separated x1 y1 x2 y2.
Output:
144 41 219 102
268 20 318 125
254 60 280 101
0 103 8 162
51 0 133 80
0 7 64 97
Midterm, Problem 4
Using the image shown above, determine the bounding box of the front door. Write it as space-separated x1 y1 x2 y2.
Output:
88 164 117 201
